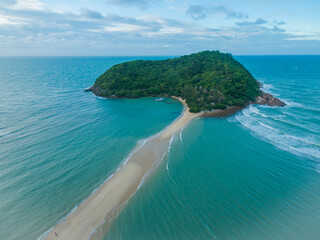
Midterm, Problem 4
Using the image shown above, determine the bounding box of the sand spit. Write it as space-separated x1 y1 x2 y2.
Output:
43 97 200 240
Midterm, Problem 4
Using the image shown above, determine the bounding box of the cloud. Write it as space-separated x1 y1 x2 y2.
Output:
80 8 103 19
186 5 207 20
0 2 318 56
272 26 285 33
0 0 17 7
108 0 148 9
4 0 43 10
286 35 320 41
236 18 267 26
276 20 286 25
186 4 247 20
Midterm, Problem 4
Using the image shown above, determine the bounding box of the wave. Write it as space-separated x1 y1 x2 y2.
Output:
0 129 11 138
244 106 288 122
249 105 268 118
296 105 320 114
261 83 274 92
258 80 306 109
244 105 319 135
259 122 278 131
166 135 178 171
179 126 186 143
96 96 109 100
282 99 304 108
234 110 320 162
259 82 280 97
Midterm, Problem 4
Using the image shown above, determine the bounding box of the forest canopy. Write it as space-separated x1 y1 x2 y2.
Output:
93 51 261 112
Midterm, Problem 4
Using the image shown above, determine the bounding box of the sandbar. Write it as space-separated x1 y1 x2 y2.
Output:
43 97 200 240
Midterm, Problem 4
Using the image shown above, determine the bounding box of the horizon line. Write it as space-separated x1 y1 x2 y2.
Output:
1 54 320 58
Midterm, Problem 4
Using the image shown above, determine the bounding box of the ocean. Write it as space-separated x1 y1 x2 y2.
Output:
0 56 319 240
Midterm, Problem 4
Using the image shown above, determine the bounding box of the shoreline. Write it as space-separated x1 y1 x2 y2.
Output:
43 97 200 240
86 87 285 119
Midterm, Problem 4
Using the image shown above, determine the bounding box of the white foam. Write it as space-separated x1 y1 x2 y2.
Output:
249 105 268 118
262 83 274 90
138 149 168 189
166 135 177 171
235 111 320 161
121 106 186 166
204 223 218 239
282 99 303 108
168 135 176 153
179 126 186 143
259 122 278 131
96 96 109 100
260 82 277 95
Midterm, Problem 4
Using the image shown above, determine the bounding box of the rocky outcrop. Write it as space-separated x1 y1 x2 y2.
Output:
202 91 286 118
255 92 286 106
84 87 93 92
84 86 110 97
201 106 246 118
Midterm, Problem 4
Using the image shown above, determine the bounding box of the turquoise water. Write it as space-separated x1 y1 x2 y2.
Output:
1 56 319 240
104 56 320 240
0 57 182 240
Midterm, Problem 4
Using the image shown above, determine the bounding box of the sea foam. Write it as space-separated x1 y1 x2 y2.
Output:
233 107 320 162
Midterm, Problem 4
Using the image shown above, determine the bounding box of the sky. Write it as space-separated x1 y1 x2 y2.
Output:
0 0 319 56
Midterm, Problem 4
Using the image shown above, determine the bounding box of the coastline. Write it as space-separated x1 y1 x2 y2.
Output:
87 86 285 119
43 97 200 240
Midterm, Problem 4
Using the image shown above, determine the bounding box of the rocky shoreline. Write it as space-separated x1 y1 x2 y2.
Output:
255 92 286 107
202 91 286 117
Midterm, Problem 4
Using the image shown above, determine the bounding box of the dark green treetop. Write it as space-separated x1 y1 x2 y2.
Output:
93 50 261 112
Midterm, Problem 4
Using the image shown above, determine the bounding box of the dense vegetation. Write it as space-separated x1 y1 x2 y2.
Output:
93 51 261 112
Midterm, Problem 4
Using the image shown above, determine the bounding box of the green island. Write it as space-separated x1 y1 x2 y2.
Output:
89 51 284 113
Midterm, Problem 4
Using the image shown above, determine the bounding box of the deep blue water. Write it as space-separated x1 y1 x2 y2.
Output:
0 56 319 240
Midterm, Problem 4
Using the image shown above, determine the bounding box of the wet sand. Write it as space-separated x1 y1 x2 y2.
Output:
44 97 200 240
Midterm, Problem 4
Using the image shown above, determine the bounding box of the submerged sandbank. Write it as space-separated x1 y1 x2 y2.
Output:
43 97 200 240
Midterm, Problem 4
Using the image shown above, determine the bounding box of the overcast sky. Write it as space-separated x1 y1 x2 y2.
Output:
0 0 319 56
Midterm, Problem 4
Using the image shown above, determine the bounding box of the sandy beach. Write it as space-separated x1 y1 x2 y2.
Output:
44 97 200 240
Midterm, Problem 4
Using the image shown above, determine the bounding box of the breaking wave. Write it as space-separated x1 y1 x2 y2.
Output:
232 105 320 162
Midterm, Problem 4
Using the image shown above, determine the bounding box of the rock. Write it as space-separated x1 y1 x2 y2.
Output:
255 92 286 106
201 105 246 118
84 87 93 92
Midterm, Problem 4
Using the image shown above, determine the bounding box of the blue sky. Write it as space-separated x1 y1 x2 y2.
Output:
0 0 319 56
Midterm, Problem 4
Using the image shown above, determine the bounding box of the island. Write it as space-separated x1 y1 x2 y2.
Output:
86 50 285 114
